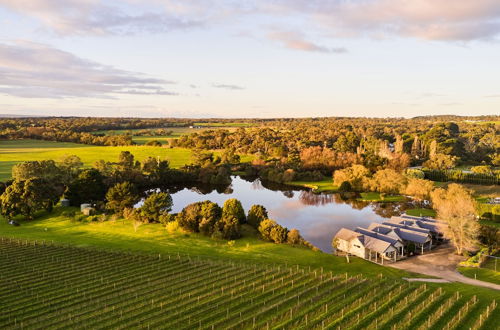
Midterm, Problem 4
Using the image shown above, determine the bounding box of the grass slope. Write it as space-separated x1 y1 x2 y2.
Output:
0 207 404 279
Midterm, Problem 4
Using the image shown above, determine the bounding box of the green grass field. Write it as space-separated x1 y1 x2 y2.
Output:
405 208 437 217
95 126 239 145
358 192 406 202
0 139 253 182
286 178 338 193
0 139 195 181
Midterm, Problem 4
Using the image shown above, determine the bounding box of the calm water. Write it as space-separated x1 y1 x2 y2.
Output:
160 176 408 252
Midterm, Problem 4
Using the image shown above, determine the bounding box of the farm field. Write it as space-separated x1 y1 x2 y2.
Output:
0 139 252 181
95 126 240 145
1 239 498 330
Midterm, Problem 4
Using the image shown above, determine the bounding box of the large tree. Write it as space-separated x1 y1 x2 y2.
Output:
247 205 268 228
431 184 480 255
221 198 246 223
0 178 61 220
139 192 172 223
105 182 140 215
65 169 107 206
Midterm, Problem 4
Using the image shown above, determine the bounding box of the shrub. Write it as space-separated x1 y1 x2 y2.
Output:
222 198 246 224
338 181 352 192
166 220 180 234
286 228 301 245
217 216 241 240
247 205 268 228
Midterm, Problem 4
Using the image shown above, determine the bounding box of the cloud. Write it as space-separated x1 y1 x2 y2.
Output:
0 0 203 36
269 0 500 41
268 30 347 53
0 41 177 98
1 0 499 41
211 83 245 90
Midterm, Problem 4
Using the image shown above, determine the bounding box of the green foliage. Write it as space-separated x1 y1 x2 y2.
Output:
423 169 500 185
216 216 241 240
65 169 106 206
12 160 62 182
145 140 162 147
0 178 62 220
270 225 288 243
222 198 246 224
176 201 224 237
338 181 352 192
139 192 172 223
105 182 140 215
423 154 458 170
258 219 289 244
405 168 425 179
247 205 268 228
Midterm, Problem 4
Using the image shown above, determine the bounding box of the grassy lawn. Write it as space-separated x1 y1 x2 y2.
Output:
405 208 437 217
0 139 196 181
458 267 500 285
286 178 338 193
0 139 253 181
358 192 405 202
480 220 500 228
0 207 406 279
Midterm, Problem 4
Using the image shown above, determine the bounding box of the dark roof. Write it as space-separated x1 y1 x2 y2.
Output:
355 227 401 246
380 222 430 235
389 217 442 234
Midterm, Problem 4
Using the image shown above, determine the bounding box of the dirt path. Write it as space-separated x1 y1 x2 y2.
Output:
388 244 500 290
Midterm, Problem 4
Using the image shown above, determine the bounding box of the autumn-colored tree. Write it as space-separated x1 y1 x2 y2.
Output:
364 169 407 194
333 164 370 191
431 184 479 255
423 153 457 170
404 178 434 201
247 205 268 228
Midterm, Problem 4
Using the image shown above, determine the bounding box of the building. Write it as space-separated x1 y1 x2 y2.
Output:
333 228 401 264
387 216 445 241
368 223 432 255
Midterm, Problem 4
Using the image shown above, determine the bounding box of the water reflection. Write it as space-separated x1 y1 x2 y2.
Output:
162 176 409 252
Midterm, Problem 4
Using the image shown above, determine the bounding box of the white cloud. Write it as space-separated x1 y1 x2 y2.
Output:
268 30 346 53
0 41 177 98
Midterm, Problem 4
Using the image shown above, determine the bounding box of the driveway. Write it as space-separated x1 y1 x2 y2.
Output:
388 243 500 290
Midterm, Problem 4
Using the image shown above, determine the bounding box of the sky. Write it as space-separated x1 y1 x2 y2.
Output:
0 0 499 118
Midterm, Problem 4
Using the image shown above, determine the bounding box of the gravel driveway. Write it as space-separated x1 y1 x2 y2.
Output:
388 243 500 290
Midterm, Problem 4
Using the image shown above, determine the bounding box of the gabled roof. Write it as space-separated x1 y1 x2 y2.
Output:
380 222 430 235
401 214 439 223
334 228 361 242
355 227 401 246
361 235 394 254
388 217 442 234
380 222 430 244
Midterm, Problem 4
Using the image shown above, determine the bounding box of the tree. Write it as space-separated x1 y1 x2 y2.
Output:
470 165 493 175
139 192 172 223
423 153 457 170
287 229 301 245
65 169 107 206
12 160 62 182
217 216 241 239
222 198 246 223
333 165 370 191
364 169 407 194
270 225 288 243
258 219 277 241
404 178 434 201
58 155 83 184
247 205 268 228
431 184 480 255
105 182 140 215
0 178 61 220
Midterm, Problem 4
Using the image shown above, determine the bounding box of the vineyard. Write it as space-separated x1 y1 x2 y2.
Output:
0 238 498 330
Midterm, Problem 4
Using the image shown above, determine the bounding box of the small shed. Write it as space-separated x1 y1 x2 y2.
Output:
60 199 70 207
81 203 91 212
82 207 96 216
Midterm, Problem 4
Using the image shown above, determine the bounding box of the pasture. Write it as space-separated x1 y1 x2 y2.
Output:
0 139 252 181
0 238 498 329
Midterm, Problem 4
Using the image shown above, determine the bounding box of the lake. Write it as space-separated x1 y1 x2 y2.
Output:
160 176 409 252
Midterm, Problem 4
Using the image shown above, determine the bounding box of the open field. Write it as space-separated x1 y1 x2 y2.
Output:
1 237 498 330
286 178 338 193
95 126 240 145
0 139 253 181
